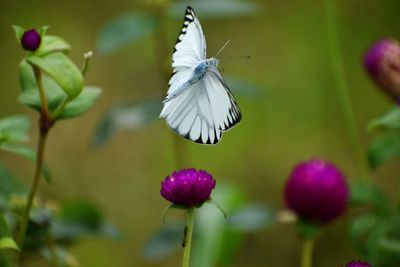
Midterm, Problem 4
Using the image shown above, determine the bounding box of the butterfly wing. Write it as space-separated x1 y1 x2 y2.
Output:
165 6 207 99
160 68 241 145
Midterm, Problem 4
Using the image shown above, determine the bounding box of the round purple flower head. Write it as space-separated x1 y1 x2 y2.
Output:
364 39 400 102
284 159 349 224
21 29 41 51
161 168 216 208
345 260 372 267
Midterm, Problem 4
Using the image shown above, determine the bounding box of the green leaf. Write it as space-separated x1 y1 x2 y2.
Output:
19 60 37 92
350 181 390 213
0 115 30 145
57 87 101 119
41 246 77 267
169 0 260 18
90 100 162 147
38 25 49 37
12 25 25 43
27 52 83 99
368 107 400 132
19 75 68 112
0 144 51 183
35 36 71 56
192 184 247 267
0 162 26 196
368 132 400 170
58 200 102 228
53 200 120 242
226 77 265 99
0 238 18 251
227 203 276 231
97 12 158 54
140 221 184 262
0 216 10 237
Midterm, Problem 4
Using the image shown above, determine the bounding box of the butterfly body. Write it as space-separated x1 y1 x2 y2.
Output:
160 6 241 145
164 58 220 103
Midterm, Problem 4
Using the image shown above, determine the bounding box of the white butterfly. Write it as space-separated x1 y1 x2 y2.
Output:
159 6 241 145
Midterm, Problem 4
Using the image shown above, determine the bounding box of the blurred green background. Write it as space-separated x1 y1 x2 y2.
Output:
1 0 400 266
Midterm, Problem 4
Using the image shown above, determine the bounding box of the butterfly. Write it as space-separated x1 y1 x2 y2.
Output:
159 6 241 145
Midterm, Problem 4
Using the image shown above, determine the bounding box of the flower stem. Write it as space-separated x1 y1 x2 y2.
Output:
15 66 53 265
301 238 315 267
324 0 371 180
182 208 194 267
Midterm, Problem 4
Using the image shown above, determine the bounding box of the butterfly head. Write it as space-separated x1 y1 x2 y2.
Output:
206 57 220 68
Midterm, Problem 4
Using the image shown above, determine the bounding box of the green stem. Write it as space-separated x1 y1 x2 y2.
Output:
182 208 194 267
324 0 371 180
51 97 69 120
16 128 48 252
15 65 53 266
32 66 49 120
300 238 315 267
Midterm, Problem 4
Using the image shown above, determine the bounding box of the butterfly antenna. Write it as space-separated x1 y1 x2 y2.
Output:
215 40 230 58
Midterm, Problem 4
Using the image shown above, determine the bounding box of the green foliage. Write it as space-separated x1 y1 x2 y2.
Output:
141 221 184 262
168 0 260 18
0 162 26 197
0 238 18 251
351 213 400 267
97 13 158 54
27 52 83 99
0 115 30 145
19 61 100 120
227 203 276 231
367 131 400 170
350 180 390 213
0 115 51 182
35 36 71 56
53 200 120 242
91 100 162 147
368 107 400 132
11 25 24 43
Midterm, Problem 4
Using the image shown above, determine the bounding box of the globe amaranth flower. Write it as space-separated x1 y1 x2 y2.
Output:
21 29 41 51
364 39 400 102
345 260 372 267
284 159 349 224
161 168 216 208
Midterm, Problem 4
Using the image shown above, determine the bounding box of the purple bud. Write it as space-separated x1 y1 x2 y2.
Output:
160 168 216 208
364 39 400 102
345 260 372 267
21 29 41 51
284 159 349 224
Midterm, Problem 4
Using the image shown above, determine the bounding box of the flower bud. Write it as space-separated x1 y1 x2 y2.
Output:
160 168 216 208
284 159 349 224
21 29 41 51
345 260 372 267
364 39 400 102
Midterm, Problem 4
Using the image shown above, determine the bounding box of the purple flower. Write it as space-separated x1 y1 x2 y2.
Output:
345 260 372 267
364 39 400 102
21 29 41 51
161 168 216 208
284 159 349 224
